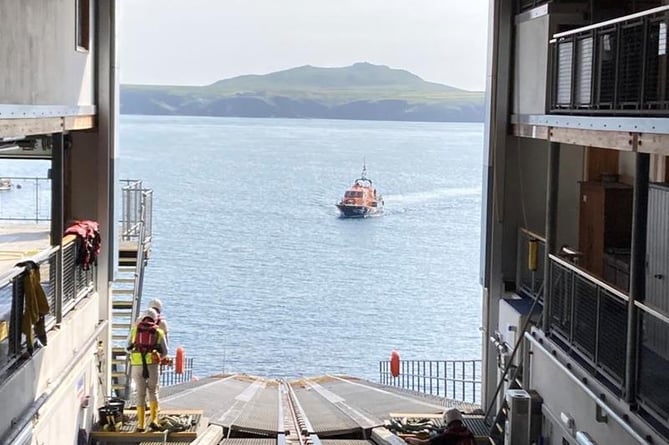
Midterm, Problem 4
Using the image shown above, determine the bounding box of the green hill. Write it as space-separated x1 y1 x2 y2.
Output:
121 62 484 122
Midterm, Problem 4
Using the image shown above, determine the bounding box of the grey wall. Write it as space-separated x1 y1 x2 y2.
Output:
502 136 548 280
514 16 550 115
0 0 94 105
557 144 584 250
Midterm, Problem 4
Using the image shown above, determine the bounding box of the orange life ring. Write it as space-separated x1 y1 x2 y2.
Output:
390 350 400 377
175 346 185 374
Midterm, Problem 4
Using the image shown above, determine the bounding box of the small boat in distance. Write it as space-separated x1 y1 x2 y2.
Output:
0 178 11 191
336 164 384 218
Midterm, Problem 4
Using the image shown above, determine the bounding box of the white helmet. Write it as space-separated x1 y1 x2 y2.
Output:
148 298 163 313
142 308 158 323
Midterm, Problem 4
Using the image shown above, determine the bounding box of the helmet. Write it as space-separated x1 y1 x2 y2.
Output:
148 298 163 313
141 308 158 323
443 408 463 426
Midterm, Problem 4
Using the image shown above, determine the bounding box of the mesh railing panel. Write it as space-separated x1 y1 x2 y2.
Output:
597 30 617 107
63 242 76 304
573 276 598 359
556 41 574 106
598 291 627 381
576 36 594 106
617 21 644 105
638 310 669 419
550 261 572 338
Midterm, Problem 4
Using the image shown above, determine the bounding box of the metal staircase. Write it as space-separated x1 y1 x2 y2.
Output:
110 181 153 398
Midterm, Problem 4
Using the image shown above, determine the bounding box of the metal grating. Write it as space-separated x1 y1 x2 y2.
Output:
162 376 252 425
221 440 275 445
292 383 360 435
573 276 598 359
232 382 279 434
317 377 443 420
597 291 627 380
321 441 374 445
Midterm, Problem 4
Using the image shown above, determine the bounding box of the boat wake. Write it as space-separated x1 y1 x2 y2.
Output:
384 187 480 205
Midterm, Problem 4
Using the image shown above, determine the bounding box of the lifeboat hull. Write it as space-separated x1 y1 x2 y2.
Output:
336 203 383 218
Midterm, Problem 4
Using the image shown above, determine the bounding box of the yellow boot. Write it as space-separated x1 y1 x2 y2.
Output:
149 401 160 430
136 405 146 432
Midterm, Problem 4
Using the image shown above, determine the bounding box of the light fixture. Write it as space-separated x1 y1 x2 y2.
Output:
575 431 598 445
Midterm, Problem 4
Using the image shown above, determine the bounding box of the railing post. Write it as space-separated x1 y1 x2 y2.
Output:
625 152 649 403
51 133 64 324
542 141 560 332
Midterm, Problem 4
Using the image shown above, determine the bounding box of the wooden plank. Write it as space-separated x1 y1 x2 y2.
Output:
64 114 95 131
0 118 63 138
637 133 669 155
549 127 635 151
90 409 203 442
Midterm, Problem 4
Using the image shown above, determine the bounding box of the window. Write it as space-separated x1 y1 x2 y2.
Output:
76 0 90 52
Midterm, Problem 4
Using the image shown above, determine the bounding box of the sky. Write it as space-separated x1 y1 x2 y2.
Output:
119 0 489 91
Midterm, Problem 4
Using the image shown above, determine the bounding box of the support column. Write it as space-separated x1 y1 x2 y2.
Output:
542 141 560 332
625 152 649 403
51 133 64 324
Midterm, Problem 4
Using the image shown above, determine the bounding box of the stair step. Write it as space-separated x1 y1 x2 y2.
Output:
114 289 135 295
114 278 136 284
113 323 132 329
112 359 127 365
113 300 134 309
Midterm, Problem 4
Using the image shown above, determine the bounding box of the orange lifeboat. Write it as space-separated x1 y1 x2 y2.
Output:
336 164 384 218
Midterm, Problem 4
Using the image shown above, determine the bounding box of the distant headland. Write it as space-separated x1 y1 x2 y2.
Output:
120 62 484 123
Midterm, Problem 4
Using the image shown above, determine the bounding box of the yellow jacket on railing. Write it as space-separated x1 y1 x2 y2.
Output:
18 260 49 351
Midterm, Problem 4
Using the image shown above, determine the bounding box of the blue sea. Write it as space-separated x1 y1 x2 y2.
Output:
3 116 485 381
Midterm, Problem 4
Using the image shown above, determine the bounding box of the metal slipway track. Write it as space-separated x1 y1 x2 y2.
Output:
160 374 481 445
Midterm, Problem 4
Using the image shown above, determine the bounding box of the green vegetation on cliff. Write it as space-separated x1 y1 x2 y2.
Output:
121 62 484 122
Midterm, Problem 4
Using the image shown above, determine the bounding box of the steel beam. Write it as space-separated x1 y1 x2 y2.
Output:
542 141 560 332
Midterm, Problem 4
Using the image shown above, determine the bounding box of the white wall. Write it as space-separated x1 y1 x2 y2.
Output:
0 0 94 105
0 294 101 443
530 342 646 445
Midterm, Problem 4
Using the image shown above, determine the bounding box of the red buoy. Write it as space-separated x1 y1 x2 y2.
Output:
175 346 185 374
390 350 400 377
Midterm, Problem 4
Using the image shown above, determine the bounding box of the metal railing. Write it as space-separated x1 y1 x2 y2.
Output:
1 236 96 375
548 254 629 388
120 180 153 242
160 358 195 387
551 5 669 114
517 228 546 301
0 176 51 222
379 359 481 404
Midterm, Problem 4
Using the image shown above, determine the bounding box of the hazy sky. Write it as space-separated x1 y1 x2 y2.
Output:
120 1 489 91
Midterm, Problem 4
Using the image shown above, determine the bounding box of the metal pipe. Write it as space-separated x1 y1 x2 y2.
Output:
542 141 560 332
1 321 108 445
625 152 649 403
526 332 651 445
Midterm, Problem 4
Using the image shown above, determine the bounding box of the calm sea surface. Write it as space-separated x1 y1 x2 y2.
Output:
4 116 485 381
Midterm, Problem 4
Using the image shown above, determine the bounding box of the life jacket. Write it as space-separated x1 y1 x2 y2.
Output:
64 220 101 270
133 319 159 353
445 424 476 445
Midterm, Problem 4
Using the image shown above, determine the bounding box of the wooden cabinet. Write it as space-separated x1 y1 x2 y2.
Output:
578 181 633 278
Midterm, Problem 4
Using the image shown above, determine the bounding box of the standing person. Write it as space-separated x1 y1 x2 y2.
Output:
148 298 169 343
404 409 475 445
127 308 168 431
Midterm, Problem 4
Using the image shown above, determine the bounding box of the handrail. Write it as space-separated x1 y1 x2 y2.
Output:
549 253 628 301
553 5 669 39
520 227 546 243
